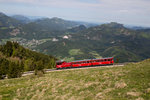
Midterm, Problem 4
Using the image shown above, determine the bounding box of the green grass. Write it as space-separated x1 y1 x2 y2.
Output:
63 57 75 62
69 49 84 56
0 27 8 30
89 51 102 58
0 59 150 100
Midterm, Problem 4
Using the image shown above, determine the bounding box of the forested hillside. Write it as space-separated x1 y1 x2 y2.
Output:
0 41 56 79
36 22 150 62
0 12 150 63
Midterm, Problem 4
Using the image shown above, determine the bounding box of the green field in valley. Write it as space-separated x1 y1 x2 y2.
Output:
0 59 150 100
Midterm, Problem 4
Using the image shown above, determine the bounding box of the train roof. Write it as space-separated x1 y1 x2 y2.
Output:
56 60 65 63
70 57 113 63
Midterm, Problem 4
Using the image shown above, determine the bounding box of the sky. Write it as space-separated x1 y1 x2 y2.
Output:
0 0 150 27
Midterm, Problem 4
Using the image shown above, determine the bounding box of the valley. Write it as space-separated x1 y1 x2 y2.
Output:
0 0 150 99
0 12 150 62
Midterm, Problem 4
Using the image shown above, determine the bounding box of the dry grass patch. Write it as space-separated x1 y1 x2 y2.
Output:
136 97 144 100
146 88 150 93
0 95 2 100
1 59 150 100
84 82 99 88
127 92 142 97
115 82 127 88
103 88 114 93
95 92 104 99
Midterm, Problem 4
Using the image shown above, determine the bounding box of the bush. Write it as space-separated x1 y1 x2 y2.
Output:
0 58 9 79
7 61 23 78
34 60 45 76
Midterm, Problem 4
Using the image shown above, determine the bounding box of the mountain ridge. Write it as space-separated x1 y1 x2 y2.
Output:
0 12 150 62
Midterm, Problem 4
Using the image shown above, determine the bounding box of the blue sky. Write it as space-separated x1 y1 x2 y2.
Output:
0 0 150 26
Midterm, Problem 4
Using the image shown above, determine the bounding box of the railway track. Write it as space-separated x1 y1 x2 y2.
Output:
22 64 125 76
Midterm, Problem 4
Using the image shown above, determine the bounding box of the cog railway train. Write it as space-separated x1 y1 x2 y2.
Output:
56 57 114 69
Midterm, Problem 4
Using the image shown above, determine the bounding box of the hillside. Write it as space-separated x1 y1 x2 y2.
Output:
16 17 81 39
0 13 85 39
36 22 150 62
0 12 23 39
0 12 150 62
11 15 31 24
0 41 56 79
0 59 150 99
0 12 22 27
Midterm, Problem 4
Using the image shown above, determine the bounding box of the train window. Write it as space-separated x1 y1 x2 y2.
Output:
57 62 63 65
57 63 61 65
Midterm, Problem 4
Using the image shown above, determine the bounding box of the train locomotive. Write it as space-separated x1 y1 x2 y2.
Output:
56 57 114 69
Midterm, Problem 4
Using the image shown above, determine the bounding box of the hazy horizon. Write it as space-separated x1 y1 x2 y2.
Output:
0 0 150 27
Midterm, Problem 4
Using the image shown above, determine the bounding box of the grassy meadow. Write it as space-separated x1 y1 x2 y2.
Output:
0 59 150 100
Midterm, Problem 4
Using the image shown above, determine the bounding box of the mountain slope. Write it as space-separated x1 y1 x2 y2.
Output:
14 17 83 39
35 22 150 62
11 15 31 24
0 13 23 39
0 12 22 27
0 59 150 99
0 12 150 62
0 41 56 79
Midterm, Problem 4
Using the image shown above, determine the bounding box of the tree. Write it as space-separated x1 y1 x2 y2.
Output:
7 61 23 78
49 58 56 68
34 60 45 75
3 41 13 57
0 58 9 79
24 58 35 71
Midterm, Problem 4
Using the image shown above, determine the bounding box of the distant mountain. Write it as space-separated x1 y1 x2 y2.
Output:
26 16 47 20
0 12 23 39
0 12 150 62
0 12 22 27
11 15 31 24
125 25 150 30
35 22 150 62
74 21 99 28
35 17 80 31
67 25 87 33
0 12 99 39
15 17 85 39
0 12 84 39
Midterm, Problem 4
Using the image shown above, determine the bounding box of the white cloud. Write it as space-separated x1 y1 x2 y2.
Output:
0 0 150 26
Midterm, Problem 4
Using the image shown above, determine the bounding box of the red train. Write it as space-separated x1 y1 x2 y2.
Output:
56 57 114 69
